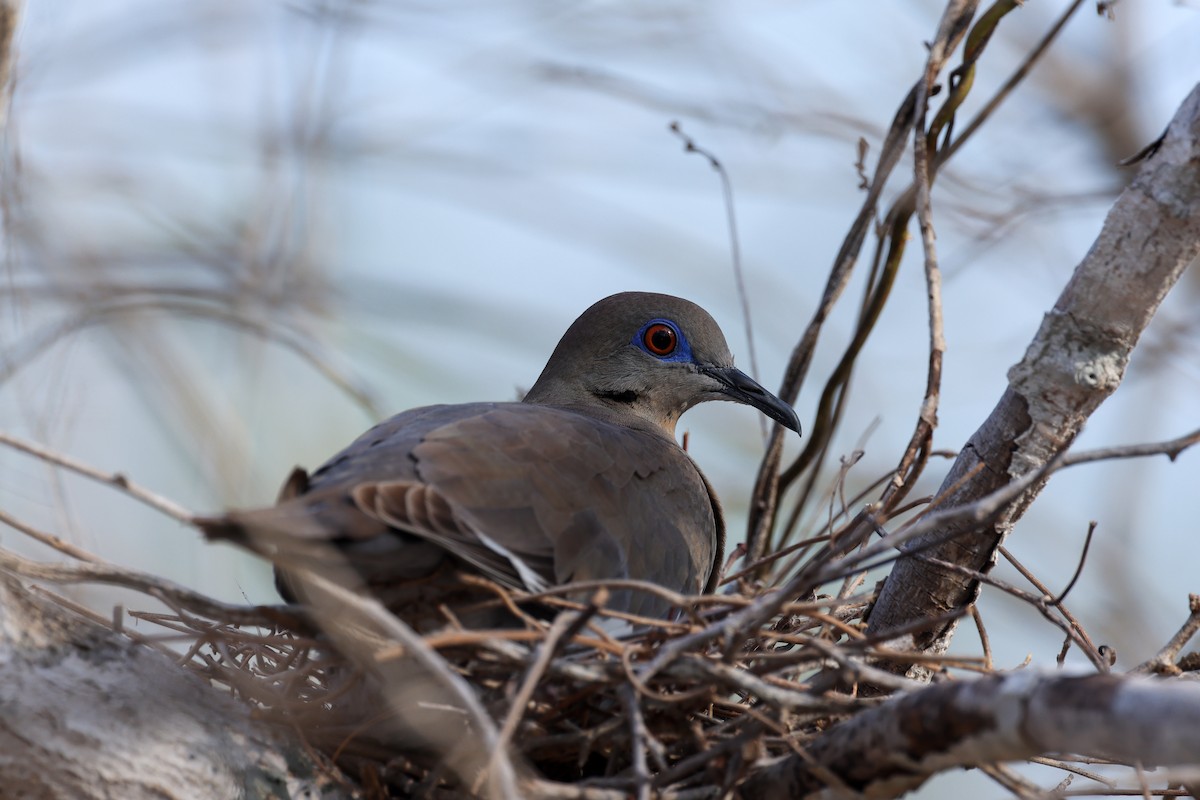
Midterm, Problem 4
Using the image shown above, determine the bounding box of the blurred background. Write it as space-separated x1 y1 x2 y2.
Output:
1 1 1198 793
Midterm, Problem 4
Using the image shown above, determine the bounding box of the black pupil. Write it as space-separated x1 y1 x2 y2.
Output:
650 327 674 352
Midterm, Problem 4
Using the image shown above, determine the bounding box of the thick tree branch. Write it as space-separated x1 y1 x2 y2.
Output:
866 81 1200 665
738 671 1200 799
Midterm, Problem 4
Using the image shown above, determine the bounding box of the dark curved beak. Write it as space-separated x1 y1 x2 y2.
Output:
702 366 802 435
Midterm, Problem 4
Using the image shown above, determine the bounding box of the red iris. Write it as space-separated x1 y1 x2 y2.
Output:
643 323 677 356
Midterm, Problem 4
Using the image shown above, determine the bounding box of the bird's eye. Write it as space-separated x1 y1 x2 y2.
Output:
643 323 677 356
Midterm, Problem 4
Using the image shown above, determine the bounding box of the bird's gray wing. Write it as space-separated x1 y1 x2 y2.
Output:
202 403 720 616
407 405 720 616
201 404 538 590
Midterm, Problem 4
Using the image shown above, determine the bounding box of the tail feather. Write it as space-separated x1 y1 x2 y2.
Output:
194 515 249 543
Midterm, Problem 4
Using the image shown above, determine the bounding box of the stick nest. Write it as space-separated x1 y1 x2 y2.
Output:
131 564 911 798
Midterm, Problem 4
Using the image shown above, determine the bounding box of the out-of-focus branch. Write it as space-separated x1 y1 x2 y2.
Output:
0 1 17 131
0 429 195 522
297 570 526 800
0 542 301 629
0 573 349 800
866 81 1200 669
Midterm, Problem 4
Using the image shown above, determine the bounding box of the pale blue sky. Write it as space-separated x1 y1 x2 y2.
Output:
2 3 1198 793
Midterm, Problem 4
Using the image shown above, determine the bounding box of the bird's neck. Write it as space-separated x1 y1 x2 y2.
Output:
521 389 680 443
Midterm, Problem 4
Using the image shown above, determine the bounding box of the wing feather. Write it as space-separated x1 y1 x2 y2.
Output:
203 402 719 618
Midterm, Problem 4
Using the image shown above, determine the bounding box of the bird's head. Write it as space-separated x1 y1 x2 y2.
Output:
523 292 801 438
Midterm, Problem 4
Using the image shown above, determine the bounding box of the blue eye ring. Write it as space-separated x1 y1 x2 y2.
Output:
633 319 694 362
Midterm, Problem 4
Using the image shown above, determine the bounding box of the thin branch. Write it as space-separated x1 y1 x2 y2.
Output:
937 550 1108 671
970 604 993 671
1060 428 1200 467
1048 521 1098 607
0 543 299 629
1132 595 1200 676
622 685 652 800
0 430 194 523
485 609 588 791
0 507 100 563
668 121 763 439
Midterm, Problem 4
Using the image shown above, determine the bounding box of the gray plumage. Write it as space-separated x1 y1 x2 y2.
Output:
200 292 800 623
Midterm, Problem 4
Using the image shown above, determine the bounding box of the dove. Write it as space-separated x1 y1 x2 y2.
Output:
200 292 800 625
